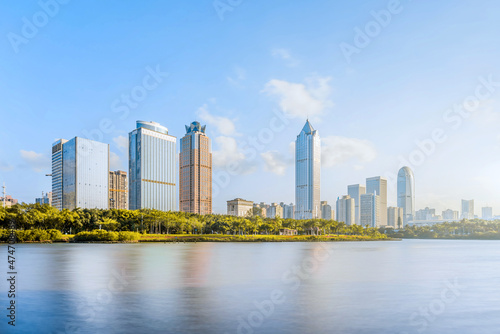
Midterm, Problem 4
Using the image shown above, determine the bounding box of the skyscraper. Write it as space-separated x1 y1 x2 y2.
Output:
360 193 380 227
61 137 109 210
387 206 404 228
129 121 177 211
51 139 67 210
179 121 212 215
336 195 355 225
366 176 388 226
397 166 415 224
348 184 366 225
295 120 321 220
461 199 475 219
109 170 128 210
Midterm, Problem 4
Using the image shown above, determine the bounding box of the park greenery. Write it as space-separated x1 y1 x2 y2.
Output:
1 203 499 242
0 203 384 242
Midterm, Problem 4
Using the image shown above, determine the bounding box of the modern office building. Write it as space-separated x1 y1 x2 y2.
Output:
336 195 355 225
366 176 388 226
295 120 321 220
397 166 415 224
129 121 177 211
179 121 212 215
387 206 404 228
109 170 128 210
347 184 366 225
320 201 333 220
360 193 380 227
482 207 493 220
61 137 109 210
267 203 284 219
442 209 459 220
461 199 475 220
35 192 52 206
51 139 67 210
227 198 253 217
280 202 295 219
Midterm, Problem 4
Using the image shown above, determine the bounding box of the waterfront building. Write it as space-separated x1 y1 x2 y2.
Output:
461 199 475 220
360 193 380 227
415 207 437 221
366 176 388 226
109 170 128 210
227 198 253 217
57 137 109 210
482 207 493 220
397 166 415 224
295 120 321 220
280 202 295 219
129 121 177 211
336 196 355 225
442 209 459 220
267 203 284 219
179 121 212 215
387 206 404 228
320 201 333 220
347 184 366 225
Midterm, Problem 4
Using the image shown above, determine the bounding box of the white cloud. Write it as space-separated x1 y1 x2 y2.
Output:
271 48 299 67
262 76 333 120
261 151 290 175
321 136 377 168
20 150 49 172
227 66 246 87
109 151 123 171
197 104 238 136
113 135 128 152
0 161 13 172
212 136 257 175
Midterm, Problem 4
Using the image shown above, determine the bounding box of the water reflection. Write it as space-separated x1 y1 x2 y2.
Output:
1 240 500 333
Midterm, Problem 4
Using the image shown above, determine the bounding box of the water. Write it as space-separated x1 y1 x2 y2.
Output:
1 240 500 334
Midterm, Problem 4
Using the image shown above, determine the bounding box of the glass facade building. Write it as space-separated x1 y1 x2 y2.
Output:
366 176 388 226
62 137 109 210
397 166 415 224
51 139 67 210
360 193 380 228
347 184 366 225
295 120 321 220
129 121 177 211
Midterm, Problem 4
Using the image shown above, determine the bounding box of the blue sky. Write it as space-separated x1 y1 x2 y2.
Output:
1 0 499 215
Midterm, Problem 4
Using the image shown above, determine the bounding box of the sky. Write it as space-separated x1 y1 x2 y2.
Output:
1 0 499 215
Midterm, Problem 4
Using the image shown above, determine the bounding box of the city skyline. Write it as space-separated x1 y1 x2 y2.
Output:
1 1 500 214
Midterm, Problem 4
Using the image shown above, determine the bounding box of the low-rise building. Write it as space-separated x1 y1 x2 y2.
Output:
227 198 253 217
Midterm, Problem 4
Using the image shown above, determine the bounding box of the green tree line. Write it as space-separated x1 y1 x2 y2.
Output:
0 203 383 237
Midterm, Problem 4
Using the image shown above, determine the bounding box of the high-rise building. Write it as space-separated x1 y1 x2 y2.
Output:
179 121 212 215
461 199 475 220
35 192 52 206
129 121 177 211
387 206 404 228
51 139 67 210
253 202 269 218
267 203 284 219
295 120 321 220
360 193 380 227
347 184 366 225
320 201 333 220
366 176 388 226
61 137 109 210
336 195 355 225
109 171 128 210
397 166 415 224
442 209 459 220
482 207 493 220
280 202 295 219
227 198 253 217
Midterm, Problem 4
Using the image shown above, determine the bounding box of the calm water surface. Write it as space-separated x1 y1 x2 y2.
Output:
1 240 500 334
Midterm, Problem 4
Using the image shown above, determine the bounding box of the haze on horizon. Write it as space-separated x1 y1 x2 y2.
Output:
0 0 499 215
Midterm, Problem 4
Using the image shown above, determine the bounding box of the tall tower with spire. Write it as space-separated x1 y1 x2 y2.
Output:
295 120 321 220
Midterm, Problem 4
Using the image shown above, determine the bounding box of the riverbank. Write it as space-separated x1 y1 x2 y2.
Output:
0 229 395 243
